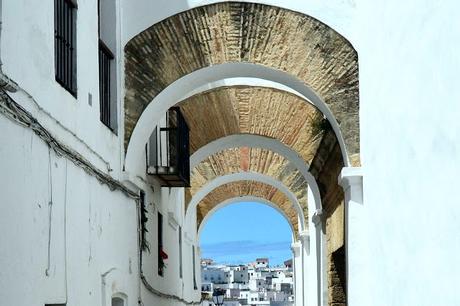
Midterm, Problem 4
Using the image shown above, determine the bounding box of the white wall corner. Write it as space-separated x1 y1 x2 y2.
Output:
338 167 363 205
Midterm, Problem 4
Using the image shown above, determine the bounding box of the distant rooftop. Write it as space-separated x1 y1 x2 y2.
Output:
256 258 269 262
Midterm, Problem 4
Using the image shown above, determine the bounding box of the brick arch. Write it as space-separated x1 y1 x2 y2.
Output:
178 86 325 163
195 180 300 235
124 1 359 163
188 147 308 224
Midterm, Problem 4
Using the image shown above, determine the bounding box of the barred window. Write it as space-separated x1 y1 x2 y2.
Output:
98 0 117 131
98 41 114 129
54 0 77 96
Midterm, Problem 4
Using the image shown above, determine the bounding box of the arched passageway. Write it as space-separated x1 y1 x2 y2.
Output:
124 2 360 306
124 2 359 162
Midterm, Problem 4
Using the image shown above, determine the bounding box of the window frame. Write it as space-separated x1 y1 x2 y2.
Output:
97 0 117 132
54 0 77 97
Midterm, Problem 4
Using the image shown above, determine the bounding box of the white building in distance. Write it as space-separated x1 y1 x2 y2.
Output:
201 259 294 306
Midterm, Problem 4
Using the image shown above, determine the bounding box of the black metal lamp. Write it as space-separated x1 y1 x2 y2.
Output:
212 288 225 306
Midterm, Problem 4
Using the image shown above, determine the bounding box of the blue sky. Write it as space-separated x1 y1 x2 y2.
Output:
199 202 292 266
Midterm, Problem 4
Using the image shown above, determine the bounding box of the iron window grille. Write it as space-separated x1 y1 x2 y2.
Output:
158 212 164 276
139 190 149 251
147 107 190 187
98 40 114 129
54 0 77 96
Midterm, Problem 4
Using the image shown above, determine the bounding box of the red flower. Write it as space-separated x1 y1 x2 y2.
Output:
160 249 168 260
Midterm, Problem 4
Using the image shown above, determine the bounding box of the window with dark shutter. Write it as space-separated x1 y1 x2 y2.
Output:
98 0 117 132
147 108 190 187
98 41 113 128
54 0 77 96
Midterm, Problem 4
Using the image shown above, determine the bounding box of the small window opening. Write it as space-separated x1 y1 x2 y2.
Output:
112 297 124 306
98 0 117 131
54 0 77 96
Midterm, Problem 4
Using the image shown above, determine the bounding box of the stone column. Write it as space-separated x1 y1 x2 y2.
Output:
311 208 326 306
291 241 303 306
338 167 364 306
299 231 310 306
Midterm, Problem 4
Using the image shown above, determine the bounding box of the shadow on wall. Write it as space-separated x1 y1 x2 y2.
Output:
330 246 346 305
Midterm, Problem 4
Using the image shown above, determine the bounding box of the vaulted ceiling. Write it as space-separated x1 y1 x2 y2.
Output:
124 2 359 238
187 147 308 223
124 2 359 160
178 86 324 159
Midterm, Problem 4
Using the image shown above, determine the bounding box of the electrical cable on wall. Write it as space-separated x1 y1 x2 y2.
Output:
0 91 138 199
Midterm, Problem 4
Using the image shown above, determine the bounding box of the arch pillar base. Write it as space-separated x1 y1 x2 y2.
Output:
339 167 364 306
291 242 303 306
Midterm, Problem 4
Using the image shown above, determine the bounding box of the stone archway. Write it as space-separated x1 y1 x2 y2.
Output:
188 148 309 228
185 172 306 234
124 2 359 163
123 3 360 306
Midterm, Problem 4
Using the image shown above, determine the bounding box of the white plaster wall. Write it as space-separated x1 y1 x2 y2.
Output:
292 249 302 306
0 116 138 306
1 0 124 178
355 0 460 305
140 180 201 305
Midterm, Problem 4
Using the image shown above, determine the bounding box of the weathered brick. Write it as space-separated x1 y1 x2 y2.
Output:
124 2 360 161
189 147 309 226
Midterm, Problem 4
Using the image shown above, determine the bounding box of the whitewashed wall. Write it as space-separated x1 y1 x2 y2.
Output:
140 181 201 305
354 0 460 305
0 116 138 306
1 0 124 178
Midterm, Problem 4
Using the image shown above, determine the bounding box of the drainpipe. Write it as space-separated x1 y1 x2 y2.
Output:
0 0 18 92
